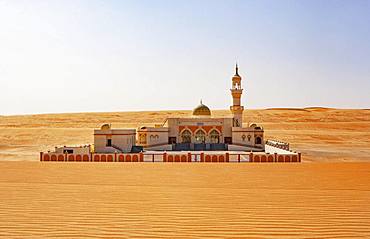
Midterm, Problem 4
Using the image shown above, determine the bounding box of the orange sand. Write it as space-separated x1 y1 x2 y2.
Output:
0 162 369 238
1 108 369 162
0 109 369 238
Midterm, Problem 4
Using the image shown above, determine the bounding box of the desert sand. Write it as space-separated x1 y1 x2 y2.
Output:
0 108 369 162
0 162 369 238
0 108 370 238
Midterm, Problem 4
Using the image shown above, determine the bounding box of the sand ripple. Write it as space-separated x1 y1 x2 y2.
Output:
0 162 369 238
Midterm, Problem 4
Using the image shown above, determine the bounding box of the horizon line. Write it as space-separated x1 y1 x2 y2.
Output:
1 107 369 117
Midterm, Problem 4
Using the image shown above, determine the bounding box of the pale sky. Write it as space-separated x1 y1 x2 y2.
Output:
0 0 369 115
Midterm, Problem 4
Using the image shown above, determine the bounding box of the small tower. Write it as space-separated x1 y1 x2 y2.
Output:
230 64 244 127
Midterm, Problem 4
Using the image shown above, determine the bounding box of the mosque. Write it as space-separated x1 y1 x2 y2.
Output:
94 64 265 153
41 65 301 163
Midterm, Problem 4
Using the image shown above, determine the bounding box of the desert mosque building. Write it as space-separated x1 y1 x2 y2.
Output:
42 65 300 163
94 64 265 153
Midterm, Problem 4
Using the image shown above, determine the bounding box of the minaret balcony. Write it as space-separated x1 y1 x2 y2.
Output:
230 105 244 112
230 88 243 93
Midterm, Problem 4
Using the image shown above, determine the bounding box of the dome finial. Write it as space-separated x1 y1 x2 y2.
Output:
200 99 203 104
235 62 239 76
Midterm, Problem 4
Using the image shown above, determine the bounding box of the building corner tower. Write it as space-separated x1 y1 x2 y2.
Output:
230 64 244 127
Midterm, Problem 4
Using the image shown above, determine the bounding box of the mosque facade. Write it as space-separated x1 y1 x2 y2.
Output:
41 65 302 163
93 65 265 153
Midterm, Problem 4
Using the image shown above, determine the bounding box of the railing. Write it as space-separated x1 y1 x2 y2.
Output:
40 151 301 163
266 140 290 151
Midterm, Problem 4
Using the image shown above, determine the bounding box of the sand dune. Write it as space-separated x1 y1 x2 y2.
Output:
0 109 369 238
0 162 369 238
0 108 369 162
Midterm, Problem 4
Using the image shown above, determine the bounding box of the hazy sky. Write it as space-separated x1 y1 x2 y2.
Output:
1 0 369 115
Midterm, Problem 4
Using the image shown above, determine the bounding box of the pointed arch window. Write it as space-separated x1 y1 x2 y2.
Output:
181 130 192 143
210 129 220 143
255 136 262 145
195 130 206 143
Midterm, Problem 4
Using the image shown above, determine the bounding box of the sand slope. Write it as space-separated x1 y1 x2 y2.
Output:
0 109 369 238
0 108 369 161
0 162 369 238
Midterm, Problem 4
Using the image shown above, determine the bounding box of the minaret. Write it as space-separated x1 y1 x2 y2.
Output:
230 64 244 127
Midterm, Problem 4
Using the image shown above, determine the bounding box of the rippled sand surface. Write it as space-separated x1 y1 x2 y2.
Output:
0 162 369 238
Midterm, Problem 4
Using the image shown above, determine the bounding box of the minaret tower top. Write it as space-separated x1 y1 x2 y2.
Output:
230 64 244 127
232 63 242 90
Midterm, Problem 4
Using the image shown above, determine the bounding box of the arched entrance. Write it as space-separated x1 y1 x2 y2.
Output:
181 130 192 143
210 129 220 143
195 130 206 143
255 136 262 144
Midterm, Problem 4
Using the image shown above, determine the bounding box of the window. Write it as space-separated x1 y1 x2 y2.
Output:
150 134 159 141
181 130 192 143
210 130 220 143
139 134 147 144
106 139 112 147
224 137 232 144
168 137 176 144
255 137 262 144
63 149 73 154
195 130 206 143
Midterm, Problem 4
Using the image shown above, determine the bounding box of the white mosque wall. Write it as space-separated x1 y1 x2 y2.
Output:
137 127 169 147
165 118 179 139
231 127 264 148
94 129 136 153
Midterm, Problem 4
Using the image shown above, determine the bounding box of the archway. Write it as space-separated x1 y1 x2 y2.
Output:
210 129 220 143
255 136 262 144
181 129 192 143
195 130 206 143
